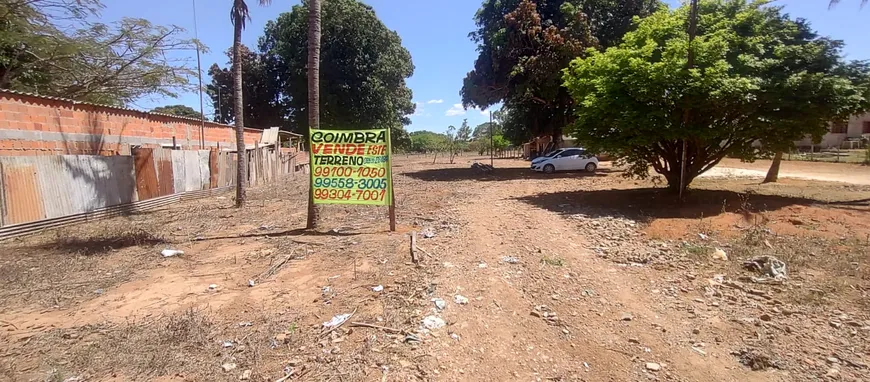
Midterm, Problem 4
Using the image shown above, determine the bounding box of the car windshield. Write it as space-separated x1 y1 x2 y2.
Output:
544 150 563 158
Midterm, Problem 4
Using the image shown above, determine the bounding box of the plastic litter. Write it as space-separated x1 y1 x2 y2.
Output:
453 295 469 305
222 340 234 348
743 255 788 280
208 284 218 290
372 285 384 292
161 249 184 257
248 280 255 287
322 313 351 328
422 228 436 239
711 248 728 261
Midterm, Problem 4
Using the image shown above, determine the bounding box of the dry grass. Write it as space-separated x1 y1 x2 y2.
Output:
0 225 164 308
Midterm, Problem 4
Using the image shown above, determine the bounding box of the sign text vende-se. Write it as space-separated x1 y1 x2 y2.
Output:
309 129 393 205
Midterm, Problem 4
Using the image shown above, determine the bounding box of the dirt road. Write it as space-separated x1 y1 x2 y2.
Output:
707 158 870 185
2 155 868 381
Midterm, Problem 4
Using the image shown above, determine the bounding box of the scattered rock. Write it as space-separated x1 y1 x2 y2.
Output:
502 256 520 264
620 312 634 322
629 338 640 344
222 363 237 372
453 295 469 305
239 369 252 380
422 315 446 330
760 314 772 322
711 248 728 261
208 284 218 290
432 298 447 310
827 357 841 364
287 358 303 367
825 368 840 379
645 362 661 371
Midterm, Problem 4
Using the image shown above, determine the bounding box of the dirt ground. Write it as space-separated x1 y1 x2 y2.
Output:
712 158 870 185
1 155 869 382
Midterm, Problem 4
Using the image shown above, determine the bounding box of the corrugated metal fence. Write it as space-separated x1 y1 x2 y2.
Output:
0 147 306 234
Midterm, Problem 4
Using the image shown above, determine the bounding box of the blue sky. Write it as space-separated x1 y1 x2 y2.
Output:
100 0 870 133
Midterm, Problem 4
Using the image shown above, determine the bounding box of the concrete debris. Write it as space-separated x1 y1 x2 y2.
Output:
422 315 446 330
743 255 788 281
471 162 494 172
645 362 661 371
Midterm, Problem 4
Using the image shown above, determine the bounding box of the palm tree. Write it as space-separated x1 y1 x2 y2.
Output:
829 0 868 9
230 0 271 208
306 0 322 229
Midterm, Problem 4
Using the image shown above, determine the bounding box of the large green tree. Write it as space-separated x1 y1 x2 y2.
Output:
151 104 204 119
0 0 202 106
259 0 415 132
206 45 287 129
563 0 870 192
461 0 660 143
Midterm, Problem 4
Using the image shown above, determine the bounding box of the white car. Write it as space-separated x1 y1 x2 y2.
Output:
530 148 599 173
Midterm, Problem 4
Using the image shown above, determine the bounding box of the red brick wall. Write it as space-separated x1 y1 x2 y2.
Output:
0 90 262 156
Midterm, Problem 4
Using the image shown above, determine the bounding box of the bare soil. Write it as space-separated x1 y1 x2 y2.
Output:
1 155 869 382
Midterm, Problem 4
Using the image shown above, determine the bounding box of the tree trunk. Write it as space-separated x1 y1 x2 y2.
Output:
763 152 783 183
232 1 247 208
305 0 322 229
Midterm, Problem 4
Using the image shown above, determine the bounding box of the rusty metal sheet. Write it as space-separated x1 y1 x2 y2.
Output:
1 163 45 224
133 148 159 200
209 150 218 189
152 148 175 197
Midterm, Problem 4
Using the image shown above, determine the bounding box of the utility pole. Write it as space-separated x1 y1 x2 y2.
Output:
193 0 206 149
679 0 699 200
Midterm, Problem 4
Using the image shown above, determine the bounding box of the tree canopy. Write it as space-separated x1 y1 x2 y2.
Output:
206 45 286 129
0 0 202 106
151 104 204 119
259 0 415 132
562 0 870 191
461 0 660 142
409 130 449 153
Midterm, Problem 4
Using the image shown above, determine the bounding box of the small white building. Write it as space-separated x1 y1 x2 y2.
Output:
795 114 870 149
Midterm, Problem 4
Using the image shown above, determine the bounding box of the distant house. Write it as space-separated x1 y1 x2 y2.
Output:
795 113 870 149
523 135 577 158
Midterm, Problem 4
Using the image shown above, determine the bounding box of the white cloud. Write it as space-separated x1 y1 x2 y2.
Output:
408 102 425 117
427 99 444 104
445 103 466 116
480 109 489 116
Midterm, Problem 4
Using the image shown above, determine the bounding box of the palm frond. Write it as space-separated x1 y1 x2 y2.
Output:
829 0 868 10
230 0 250 29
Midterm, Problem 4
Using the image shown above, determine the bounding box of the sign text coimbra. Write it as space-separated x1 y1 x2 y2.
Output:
309 129 393 205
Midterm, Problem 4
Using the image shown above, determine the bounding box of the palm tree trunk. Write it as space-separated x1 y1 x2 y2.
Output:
232 0 247 208
305 0 322 229
763 152 783 183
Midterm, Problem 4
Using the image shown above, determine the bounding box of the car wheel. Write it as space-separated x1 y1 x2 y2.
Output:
585 162 597 172
543 164 555 174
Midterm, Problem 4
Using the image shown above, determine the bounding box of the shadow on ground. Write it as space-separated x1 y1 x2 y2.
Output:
515 187 833 223
24 228 167 256
403 167 616 182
